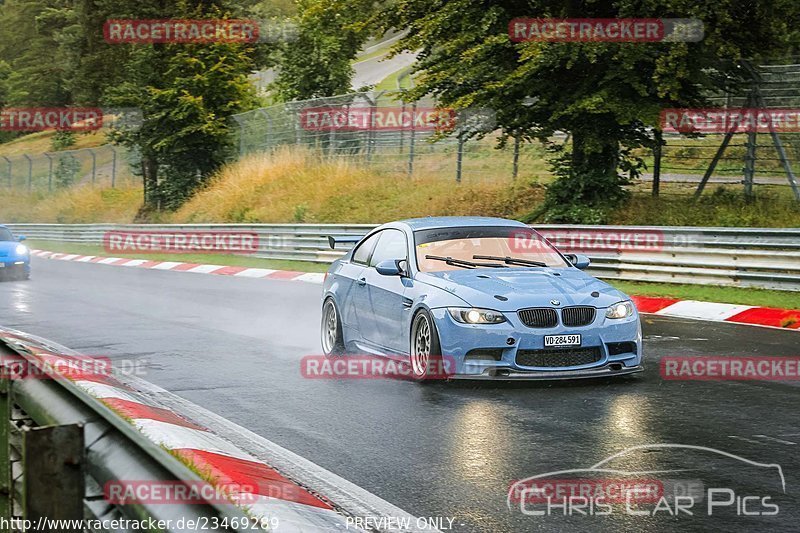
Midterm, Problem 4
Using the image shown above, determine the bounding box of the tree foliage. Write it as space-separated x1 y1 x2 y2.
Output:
272 0 375 101
379 0 800 222
0 0 275 211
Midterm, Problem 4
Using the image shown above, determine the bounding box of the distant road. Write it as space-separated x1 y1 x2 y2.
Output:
352 51 418 90
639 172 791 185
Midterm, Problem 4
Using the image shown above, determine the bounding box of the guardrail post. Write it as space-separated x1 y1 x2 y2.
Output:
0 377 10 519
22 424 84 523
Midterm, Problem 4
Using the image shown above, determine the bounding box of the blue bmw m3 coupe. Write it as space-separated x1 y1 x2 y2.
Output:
321 217 642 380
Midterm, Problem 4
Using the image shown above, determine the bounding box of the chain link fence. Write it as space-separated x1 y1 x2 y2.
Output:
4 62 800 198
232 65 800 199
645 62 800 200
2 144 140 192
230 90 534 182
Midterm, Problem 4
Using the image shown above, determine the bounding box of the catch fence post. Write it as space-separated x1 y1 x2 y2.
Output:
45 153 54 191
23 155 32 191
456 134 464 183
111 147 117 188
408 102 417 176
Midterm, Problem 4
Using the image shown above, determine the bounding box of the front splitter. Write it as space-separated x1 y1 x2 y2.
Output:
450 364 644 381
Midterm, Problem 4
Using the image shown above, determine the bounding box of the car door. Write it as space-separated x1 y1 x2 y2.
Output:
363 229 410 355
342 231 381 342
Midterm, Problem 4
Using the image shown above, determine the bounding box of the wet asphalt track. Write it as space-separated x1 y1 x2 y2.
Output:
1 257 799 532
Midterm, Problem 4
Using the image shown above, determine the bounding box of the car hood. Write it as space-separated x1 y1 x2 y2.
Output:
0 241 22 257
416 268 628 311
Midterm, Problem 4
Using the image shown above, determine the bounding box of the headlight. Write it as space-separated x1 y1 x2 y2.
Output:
15 244 28 255
606 301 634 319
448 308 506 324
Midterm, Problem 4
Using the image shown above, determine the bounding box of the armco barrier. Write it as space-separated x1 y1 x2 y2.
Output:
7 223 800 291
0 328 379 532
0 329 257 531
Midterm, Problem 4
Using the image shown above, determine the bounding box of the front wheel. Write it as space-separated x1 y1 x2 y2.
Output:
410 310 447 382
321 298 345 356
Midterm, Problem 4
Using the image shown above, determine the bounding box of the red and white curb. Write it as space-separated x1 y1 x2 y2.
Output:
31 249 800 331
0 329 359 532
632 296 800 331
30 249 326 284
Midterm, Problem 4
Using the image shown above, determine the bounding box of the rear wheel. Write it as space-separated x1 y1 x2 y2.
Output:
410 310 446 381
321 298 345 356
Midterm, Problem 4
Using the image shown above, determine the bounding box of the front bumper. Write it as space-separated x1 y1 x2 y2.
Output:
431 307 643 379
0 260 30 278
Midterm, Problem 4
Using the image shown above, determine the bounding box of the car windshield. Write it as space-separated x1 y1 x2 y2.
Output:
0 228 13 241
414 226 568 272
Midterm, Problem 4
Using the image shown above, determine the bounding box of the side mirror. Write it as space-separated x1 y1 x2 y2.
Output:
17 235 26 242
566 253 591 270
375 259 405 276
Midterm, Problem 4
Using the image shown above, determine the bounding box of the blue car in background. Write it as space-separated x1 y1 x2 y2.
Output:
0 226 30 281
322 217 642 380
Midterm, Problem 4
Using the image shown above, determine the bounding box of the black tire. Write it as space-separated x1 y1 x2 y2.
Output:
321 298 345 356
409 309 448 382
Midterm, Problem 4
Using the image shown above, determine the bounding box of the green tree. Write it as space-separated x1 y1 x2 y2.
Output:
0 0 78 106
272 0 374 100
107 10 257 210
380 0 800 222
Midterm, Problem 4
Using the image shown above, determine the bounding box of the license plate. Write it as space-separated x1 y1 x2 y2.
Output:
544 334 581 347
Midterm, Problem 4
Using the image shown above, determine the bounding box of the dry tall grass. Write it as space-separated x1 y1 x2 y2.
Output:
0 185 141 223
3 147 793 227
170 148 543 224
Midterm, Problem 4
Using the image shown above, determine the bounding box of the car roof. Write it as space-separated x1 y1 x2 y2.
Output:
396 216 528 231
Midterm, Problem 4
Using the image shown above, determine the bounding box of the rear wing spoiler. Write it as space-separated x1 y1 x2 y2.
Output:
327 235 363 250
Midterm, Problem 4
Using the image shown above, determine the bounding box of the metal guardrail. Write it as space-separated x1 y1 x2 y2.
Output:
0 331 251 532
7 223 800 291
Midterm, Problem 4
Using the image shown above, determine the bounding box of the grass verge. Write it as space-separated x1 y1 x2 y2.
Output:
29 239 798 309
612 280 800 310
